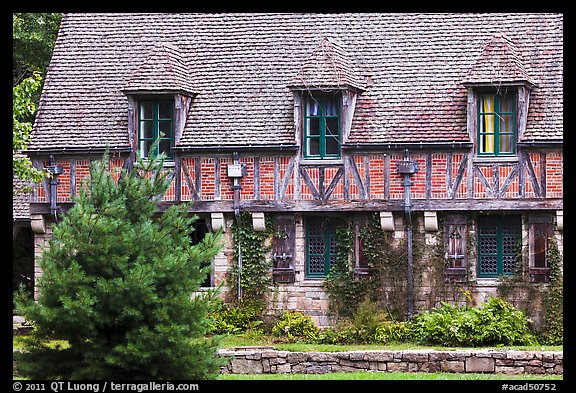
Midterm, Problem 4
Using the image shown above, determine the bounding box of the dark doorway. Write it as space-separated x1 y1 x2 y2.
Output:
13 226 34 304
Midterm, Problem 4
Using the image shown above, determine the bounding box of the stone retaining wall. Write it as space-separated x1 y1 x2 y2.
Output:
218 347 563 375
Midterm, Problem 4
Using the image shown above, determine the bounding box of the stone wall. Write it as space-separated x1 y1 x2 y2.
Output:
218 348 563 375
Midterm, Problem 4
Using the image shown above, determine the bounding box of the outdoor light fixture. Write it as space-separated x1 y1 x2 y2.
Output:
46 155 64 219
396 149 418 319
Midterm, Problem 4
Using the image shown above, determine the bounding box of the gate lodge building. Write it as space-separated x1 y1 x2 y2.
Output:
19 13 563 328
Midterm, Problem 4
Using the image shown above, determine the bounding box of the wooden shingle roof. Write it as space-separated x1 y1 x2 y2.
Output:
288 36 365 92
29 13 563 152
462 32 537 87
123 43 197 95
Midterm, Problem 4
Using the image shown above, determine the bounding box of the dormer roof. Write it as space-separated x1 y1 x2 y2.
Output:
288 36 365 93
462 32 537 88
123 43 196 95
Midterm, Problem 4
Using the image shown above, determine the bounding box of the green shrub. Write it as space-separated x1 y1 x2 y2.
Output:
14 151 224 380
317 326 349 344
317 302 414 345
317 322 360 344
351 301 389 343
271 311 320 342
414 297 538 347
373 321 416 344
209 299 264 335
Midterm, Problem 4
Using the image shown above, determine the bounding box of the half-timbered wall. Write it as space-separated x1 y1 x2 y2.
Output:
32 150 562 210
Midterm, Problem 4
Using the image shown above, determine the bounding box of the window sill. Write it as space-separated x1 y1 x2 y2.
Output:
475 277 501 286
139 158 175 168
301 278 325 286
473 156 519 164
300 159 343 166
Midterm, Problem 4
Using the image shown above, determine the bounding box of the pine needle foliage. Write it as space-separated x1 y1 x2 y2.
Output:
14 151 224 380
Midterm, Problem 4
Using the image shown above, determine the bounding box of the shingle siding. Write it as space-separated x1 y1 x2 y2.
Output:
29 13 563 152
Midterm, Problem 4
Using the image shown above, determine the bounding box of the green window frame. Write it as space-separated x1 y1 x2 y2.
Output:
477 215 522 277
478 92 517 157
305 217 339 278
138 99 174 160
303 94 341 159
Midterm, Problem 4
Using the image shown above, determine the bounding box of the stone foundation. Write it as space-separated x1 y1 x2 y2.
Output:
218 348 563 375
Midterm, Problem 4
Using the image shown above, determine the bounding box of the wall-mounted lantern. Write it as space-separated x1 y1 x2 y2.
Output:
396 149 418 320
46 155 64 220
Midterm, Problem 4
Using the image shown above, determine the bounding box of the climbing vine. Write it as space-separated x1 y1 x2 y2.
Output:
496 238 538 311
361 215 412 320
226 211 274 304
323 220 371 320
323 213 428 322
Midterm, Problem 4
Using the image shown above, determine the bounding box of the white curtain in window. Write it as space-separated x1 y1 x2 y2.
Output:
325 100 338 117
308 100 319 116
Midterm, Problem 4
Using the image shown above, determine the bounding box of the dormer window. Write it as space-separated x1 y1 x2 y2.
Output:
478 91 516 157
122 43 196 164
138 99 174 160
288 36 365 162
462 33 536 159
304 93 341 159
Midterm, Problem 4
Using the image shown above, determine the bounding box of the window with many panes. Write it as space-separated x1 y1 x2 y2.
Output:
304 94 341 159
138 99 174 160
478 92 516 156
477 215 521 277
305 217 341 277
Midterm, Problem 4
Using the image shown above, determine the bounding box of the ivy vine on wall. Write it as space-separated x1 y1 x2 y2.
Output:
323 213 428 322
323 220 371 320
495 223 563 345
226 211 274 304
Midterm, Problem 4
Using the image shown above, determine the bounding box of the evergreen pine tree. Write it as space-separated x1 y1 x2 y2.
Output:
15 151 224 379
